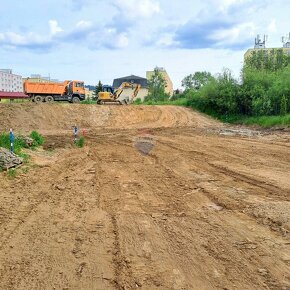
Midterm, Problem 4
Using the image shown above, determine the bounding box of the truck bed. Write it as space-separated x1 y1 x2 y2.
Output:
24 82 65 95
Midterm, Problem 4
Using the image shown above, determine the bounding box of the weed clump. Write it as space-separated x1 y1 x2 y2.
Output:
75 137 84 148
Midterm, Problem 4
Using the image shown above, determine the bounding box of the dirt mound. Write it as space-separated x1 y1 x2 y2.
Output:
0 103 221 133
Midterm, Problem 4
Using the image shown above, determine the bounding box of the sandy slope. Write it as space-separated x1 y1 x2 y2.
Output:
0 103 220 133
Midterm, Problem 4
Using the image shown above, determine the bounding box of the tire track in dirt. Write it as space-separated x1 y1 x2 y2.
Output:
0 149 117 290
1 105 290 289
208 163 290 199
86 132 290 289
156 136 290 199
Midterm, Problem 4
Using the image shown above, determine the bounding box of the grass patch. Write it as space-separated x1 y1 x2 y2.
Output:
18 152 30 164
81 99 97 104
7 168 16 179
135 98 188 106
75 136 84 148
30 131 44 146
0 132 26 155
233 114 290 128
0 99 29 103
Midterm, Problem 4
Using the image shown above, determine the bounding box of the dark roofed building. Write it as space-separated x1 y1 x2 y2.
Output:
112 75 148 101
113 75 147 89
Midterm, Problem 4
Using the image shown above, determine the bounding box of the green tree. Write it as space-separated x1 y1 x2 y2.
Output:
245 49 290 72
182 71 213 90
95 80 103 100
146 69 168 101
181 74 195 90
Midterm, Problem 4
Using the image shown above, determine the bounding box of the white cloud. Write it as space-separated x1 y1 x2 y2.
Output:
217 0 251 11
0 30 51 49
116 33 129 48
210 22 256 47
155 33 177 47
49 20 63 35
115 0 160 19
76 20 92 29
267 19 277 33
91 28 129 49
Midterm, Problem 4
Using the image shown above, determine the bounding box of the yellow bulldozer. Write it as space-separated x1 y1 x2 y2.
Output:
97 82 141 105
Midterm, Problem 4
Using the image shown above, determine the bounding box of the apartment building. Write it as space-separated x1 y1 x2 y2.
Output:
244 34 290 59
0 69 23 92
23 74 60 83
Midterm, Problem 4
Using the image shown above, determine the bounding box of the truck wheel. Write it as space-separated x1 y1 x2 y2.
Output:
45 96 54 103
72 96 80 103
34 95 43 103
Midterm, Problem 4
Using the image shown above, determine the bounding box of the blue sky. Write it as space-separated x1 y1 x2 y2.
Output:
0 0 289 88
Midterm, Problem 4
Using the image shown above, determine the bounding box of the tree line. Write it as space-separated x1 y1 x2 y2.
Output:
143 49 290 118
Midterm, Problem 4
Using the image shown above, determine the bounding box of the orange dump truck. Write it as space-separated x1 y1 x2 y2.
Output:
23 80 85 103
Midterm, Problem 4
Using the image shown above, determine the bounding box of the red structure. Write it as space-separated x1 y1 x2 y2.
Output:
0 92 29 99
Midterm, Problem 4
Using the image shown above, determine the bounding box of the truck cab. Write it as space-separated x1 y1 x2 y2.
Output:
66 81 85 103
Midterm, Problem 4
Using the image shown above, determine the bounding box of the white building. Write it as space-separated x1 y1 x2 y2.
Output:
0 69 23 92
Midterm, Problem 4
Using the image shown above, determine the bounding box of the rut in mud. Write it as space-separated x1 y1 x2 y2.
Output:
0 103 290 290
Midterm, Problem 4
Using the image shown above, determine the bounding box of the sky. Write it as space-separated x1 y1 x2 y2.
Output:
0 0 289 88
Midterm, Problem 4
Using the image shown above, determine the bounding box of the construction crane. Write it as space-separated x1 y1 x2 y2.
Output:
97 82 141 105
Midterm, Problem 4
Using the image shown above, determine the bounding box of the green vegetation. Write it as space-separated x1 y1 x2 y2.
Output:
95 80 103 99
145 68 170 102
0 132 26 155
133 98 142 105
19 152 30 164
138 49 290 127
234 114 290 127
142 98 188 106
0 131 44 155
7 168 16 179
81 99 97 104
75 136 84 148
181 71 213 90
30 131 44 146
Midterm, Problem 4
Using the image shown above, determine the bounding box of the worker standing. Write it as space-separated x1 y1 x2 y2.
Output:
9 128 14 153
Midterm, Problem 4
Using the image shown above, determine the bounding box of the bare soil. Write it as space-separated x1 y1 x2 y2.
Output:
0 103 290 290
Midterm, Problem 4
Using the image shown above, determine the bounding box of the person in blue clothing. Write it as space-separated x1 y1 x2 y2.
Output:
9 128 14 152
73 125 78 143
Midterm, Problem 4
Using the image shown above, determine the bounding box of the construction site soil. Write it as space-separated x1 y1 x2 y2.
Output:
0 103 289 290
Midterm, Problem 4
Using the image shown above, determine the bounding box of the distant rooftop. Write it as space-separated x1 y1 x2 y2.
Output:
113 75 147 88
0 69 13 74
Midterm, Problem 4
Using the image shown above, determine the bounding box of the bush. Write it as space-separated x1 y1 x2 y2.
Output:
30 131 44 146
75 137 84 148
180 64 290 121
0 132 26 155
133 98 142 105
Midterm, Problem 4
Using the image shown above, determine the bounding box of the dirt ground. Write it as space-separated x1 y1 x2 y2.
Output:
0 103 290 290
